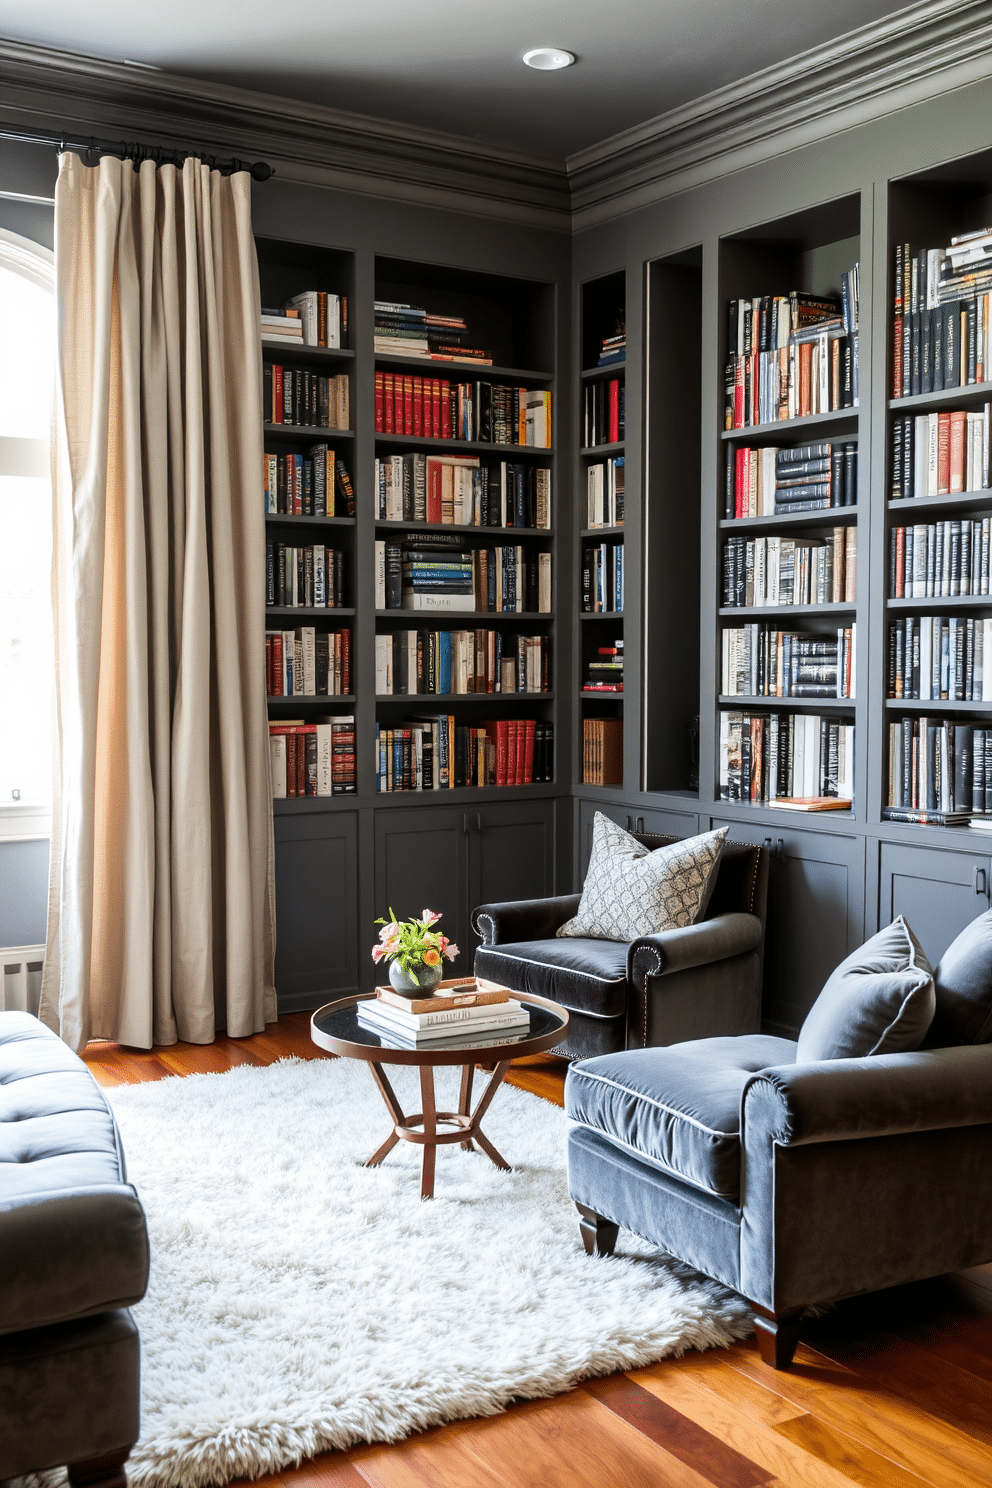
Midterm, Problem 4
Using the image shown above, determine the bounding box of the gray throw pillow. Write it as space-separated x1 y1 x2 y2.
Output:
929 910 992 1046
557 815 728 942
796 916 935 1062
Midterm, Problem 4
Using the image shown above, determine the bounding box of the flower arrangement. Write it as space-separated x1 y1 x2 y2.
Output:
372 908 459 977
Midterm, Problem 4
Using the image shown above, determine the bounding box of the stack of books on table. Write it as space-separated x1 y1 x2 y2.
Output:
358 981 530 1045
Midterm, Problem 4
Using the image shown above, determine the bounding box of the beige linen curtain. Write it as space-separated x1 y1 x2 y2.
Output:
41 152 276 1051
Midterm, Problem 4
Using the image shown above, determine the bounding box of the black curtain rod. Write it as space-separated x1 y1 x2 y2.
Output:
0 125 273 181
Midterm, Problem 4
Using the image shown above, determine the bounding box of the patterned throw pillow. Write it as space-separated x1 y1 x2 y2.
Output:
557 814 729 942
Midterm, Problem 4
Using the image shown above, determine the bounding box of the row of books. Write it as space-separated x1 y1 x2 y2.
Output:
581 543 624 613
722 530 858 609
373 300 490 364
265 628 351 697
269 718 355 797
374 454 551 529
583 379 624 447
889 518 992 598
263 365 350 430
586 459 625 528
892 239 992 397
886 717 992 818
266 544 347 609
375 630 550 696
358 994 529 1047
375 540 552 614
261 293 347 349
375 718 553 791
720 711 855 804
722 625 856 699
597 326 625 368
584 642 623 693
890 409 991 499
887 616 992 702
724 275 860 429
263 448 354 518
724 440 858 518
582 718 623 786
373 373 552 446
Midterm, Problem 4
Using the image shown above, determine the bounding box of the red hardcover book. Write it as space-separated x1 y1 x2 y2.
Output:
514 719 527 785
524 719 536 783
441 380 451 440
937 411 951 494
273 365 283 424
431 379 441 438
374 371 384 433
608 380 619 444
894 527 905 599
426 460 443 524
798 344 813 418
505 720 518 786
403 376 414 436
413 376 423 438
949 410 966 492
272 633 284 696
733 357 744 429
383 373 395 435
495 719 509 785
734 447 745 518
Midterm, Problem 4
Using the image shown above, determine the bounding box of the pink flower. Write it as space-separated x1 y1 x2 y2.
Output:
443 943 459 962
422 948 441 967
371 945 385 963
379 923 399 942
422 909 441 925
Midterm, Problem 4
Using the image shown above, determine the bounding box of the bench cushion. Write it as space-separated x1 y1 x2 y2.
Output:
0 1013 149 1335
565 1034 799 1200
474 937 629 1019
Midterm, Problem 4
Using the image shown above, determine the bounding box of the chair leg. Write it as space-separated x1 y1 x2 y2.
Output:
67 1447 131 1487
752 1305 802 1370
576 1202 619 1258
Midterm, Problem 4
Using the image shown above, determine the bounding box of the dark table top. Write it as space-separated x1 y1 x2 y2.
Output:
310 992 569 1066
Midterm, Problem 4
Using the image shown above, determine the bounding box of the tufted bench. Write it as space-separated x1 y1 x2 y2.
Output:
0 1011 149 1487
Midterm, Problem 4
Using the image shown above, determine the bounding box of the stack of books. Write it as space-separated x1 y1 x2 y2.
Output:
584 640 623 691
887 717 992 817
263 447 354 518
722 624 856 699
401 544 475 612
375 629 549 696
582 718 623 785
269 716 355 797
888 616 992 701
265 628 351 697
375 718 553 790
261 306 303 343
374 302 492 364
358 980 529 1045
583 379 624 446
893 236 992 397
262 294 347 348
597 327 626 367
581 543 623 613
374 453 551 529
722 529 857 608
889 518 992 599
720 712 855 803
725 441 857 517
890 406 991 498
586 458 624 527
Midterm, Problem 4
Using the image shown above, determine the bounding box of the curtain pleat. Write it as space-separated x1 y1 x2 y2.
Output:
42 153 276 1051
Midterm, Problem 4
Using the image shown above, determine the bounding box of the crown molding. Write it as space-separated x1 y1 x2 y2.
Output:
566 0 992 231
0 39 572 232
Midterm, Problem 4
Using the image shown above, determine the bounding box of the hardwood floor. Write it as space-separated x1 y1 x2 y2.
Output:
83 1015 992 1488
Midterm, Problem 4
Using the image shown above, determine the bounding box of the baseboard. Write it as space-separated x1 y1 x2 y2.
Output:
949 1263 992 1315
276 987 357 1016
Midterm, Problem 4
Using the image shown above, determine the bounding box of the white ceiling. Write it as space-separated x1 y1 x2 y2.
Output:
0 0 916 158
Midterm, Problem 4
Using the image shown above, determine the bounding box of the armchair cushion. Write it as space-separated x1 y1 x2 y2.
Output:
557 814 728 941
796 916 935 1063
930 908 992 1046
474 936 628 1018
565 1034 798 1200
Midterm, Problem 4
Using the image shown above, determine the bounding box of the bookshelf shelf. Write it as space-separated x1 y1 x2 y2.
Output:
377 692 553 703
718 603 855 619
884 698 992 712
721 409 859 443
886 596 992 612
265 514 356 529
581 689 624 698
262 343 355 364
581 361 626 381
266 607 355 618
580 610 624 620
719 508 858 531
889 381 992 413
268 694 355 705
375 610 552 622
374 521 553 538
580 440 624 457
373 354 553 383
718 694 855 711
888 492 992 515
580 526 625 538
264 423 354 439
375 432 553 457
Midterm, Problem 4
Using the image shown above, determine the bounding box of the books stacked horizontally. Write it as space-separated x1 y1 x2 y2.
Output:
725 441 857 517
581 543 623 613
723 624 855 699
584 379 624 446
888 616 992 701
890 518 992 598
265 627 351 697
886 717 992 823
374 302 492 364
398 542 475 612
597 326 625 367
262 293 347 348
725 272 859 429
584 640 623 692
358 979 528 1046
270 717 355 797
720 711 854 805
582 718 623 785
586 458 624 527
375 718 553 790
893 237 992 397
375 629 549 695
890 406 991 498
266 542 346 609
374 373 550 444
261 306 303 343
374 453 551 529
722 529 857 608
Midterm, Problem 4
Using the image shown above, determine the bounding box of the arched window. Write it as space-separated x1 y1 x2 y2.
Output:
0 228 54 839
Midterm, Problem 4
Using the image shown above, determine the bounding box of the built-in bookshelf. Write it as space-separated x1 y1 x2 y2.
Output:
577 271 625 784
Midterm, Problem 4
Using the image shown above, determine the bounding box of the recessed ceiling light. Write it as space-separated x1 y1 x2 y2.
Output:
522 48 575 71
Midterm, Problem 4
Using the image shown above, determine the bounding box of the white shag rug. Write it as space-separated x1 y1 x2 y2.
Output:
16 1056 753 1488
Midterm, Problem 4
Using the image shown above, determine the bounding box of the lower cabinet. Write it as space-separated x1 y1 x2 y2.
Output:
712 819 865 1038
274 810 360 1010
878 841 991 968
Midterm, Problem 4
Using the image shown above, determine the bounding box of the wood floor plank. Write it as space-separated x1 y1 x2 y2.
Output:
773 1411 933 1488
154 1042 266 1077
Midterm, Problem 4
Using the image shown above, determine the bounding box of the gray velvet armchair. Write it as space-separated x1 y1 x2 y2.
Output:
472 834 769 1060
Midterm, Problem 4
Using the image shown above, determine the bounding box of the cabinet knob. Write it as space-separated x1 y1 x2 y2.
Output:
636 816 645 833
625 815 633 830
777 837 785 861
975 867 988 897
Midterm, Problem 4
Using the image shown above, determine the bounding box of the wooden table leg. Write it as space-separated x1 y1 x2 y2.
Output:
467 1059 512 1170
420 1065 437 1200
458 1063 475 1150
365 1062 405 1167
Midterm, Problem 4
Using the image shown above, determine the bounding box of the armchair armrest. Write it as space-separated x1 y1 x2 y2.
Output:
629 912 762 979
743 1044 992 1149
472 895 581 945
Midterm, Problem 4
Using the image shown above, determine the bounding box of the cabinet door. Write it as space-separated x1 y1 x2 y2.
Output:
274 810 359 1011
374 806 470 969
879 842 991 969
469 800 556 946
577 798 698 878
712 819 864 1037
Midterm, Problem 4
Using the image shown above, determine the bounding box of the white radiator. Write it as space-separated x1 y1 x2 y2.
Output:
1 945 45 1015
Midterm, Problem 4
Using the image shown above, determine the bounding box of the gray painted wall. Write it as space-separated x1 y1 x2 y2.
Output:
0 840 49 947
